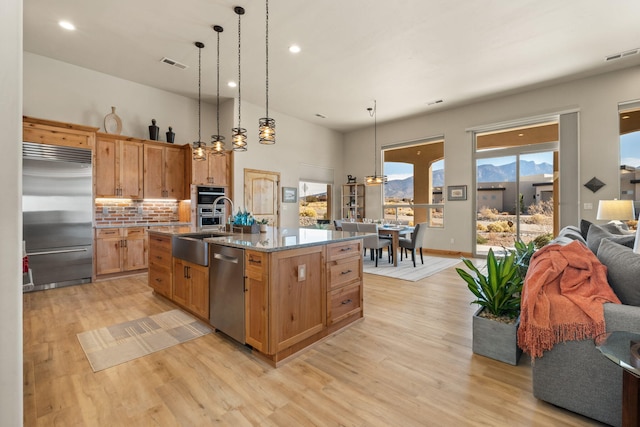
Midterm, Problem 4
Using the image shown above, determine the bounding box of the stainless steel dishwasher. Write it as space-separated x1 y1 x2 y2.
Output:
209 244 245 344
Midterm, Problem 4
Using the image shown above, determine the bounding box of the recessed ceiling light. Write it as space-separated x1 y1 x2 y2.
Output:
228 81 237 88
289 45 301 54
58 20 76 31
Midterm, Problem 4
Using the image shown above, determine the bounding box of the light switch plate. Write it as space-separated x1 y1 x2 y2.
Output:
584 203 593 210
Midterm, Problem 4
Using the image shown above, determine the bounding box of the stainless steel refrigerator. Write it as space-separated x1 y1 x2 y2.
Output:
22 142 93 292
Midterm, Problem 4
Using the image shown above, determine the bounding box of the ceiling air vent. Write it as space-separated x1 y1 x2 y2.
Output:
160 57 188 70
605 48 639 62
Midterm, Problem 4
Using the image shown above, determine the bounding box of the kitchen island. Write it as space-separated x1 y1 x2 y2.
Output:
148 226 365 366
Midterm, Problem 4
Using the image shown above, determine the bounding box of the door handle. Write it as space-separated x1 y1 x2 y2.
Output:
341 269 353 275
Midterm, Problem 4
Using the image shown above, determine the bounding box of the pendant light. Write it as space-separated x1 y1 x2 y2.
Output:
210 25 226 156
231 6 247 151
258 0 275 145
192 41 207 161
364 100 388 185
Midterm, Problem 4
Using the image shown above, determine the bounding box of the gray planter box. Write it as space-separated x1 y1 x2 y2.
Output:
472 307 522 365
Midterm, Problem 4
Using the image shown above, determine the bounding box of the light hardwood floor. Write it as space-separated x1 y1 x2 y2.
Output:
23 266 603 426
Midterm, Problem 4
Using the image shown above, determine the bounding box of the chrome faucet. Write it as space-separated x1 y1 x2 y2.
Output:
212 196 234 229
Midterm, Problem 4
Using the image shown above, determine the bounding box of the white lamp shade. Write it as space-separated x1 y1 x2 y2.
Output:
596 199 635 221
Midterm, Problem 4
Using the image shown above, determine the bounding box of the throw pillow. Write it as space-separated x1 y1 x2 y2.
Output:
580 219 593 240
596 239 640 306
635 225 640 254
586 223 635 253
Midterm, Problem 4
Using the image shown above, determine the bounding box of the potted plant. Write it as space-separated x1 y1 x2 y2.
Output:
257 218 269 232
456 248 524 365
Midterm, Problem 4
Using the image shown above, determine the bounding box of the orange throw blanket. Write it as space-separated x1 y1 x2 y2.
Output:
517 240 620 359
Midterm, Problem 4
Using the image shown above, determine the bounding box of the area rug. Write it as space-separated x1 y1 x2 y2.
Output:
77 309 212 372
363 253 461 282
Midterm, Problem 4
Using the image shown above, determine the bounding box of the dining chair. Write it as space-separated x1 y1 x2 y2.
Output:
340 222 358 232
333 219 343 231
357 223 392 267
398 222 428 267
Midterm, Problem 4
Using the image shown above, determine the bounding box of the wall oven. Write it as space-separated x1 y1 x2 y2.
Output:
196 186 226 228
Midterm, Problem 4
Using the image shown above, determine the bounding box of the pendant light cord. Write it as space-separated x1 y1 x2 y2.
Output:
265 0 269 117
216 29 220 136
237 10 242 129
197 43 202 143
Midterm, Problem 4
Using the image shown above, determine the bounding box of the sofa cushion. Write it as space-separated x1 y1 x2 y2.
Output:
597 239 640 306
586 223 635 253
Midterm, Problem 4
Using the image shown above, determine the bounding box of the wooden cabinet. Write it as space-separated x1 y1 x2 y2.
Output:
270 246 326 354
173 258 209 319
191 151 231 186
144 143 186 199
148 233 172 298
326 240 363 325
95 227 147 276
341 183 365 220
245 250 269 352
95 134 144 198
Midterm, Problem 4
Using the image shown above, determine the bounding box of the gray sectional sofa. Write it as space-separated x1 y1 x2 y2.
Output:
530 222 640 427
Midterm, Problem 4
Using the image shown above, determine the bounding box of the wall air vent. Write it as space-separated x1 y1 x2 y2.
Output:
160 57 188 70
605 48 639 62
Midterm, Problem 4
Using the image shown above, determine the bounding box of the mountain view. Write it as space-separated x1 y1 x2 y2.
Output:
385 160 553 199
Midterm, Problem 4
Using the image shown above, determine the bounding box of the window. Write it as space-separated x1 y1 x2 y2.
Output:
383 139 444 227
299 181 332 227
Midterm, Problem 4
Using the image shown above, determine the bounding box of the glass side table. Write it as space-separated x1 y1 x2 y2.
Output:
596 331 640 427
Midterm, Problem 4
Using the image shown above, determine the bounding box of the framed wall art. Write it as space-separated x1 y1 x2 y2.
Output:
447 185 467 201
282 187 298 203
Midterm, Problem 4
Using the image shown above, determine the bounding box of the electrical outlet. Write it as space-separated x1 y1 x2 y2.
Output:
450 238 455 244
298 264 306 282
102 206 108 215
137 206 143 214
584 203 593 210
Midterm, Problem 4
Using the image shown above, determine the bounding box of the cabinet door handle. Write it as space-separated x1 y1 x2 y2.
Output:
341 299 353 305
340 247 352 252
248 256 262 265
341 269 353 275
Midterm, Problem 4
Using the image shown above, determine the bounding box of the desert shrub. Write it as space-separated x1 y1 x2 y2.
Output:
527 198 554 216
533 233 553 249
299 207 317 217
305 195 318 203
529 213 547 225
486 220 515 233
476 223 487 231
476 234 488 244
478 207 498 221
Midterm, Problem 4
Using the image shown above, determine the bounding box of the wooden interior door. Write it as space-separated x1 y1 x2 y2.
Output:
244 169 280 226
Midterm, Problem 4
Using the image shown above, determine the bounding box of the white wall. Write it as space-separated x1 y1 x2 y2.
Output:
345 66 640 254
24 52 216 143
1 0 24 424
23 53 346 228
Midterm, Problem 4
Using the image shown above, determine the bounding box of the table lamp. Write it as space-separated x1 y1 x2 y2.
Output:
596 199 635 223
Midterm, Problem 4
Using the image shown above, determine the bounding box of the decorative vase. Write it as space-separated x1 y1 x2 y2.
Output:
149 119 159 141
166 127 175 143
103 106 123 135
260 224 268 233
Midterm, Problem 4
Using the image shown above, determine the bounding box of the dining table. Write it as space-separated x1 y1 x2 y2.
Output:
377 225 414 267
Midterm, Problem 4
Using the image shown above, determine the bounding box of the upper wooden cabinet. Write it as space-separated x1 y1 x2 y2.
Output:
23 116 99 149
191 151 232 186
143 142 186 199
95 134 144 199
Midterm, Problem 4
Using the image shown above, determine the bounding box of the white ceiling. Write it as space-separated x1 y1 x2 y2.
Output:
24 0 640 133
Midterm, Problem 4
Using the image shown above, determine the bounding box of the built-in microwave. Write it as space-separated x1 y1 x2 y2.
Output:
196 186 226 228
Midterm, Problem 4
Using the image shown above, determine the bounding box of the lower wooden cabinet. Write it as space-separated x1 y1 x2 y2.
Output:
148 233 172 298
326 240 363 325
173 258 209 319
95 227 147 276
245 250 269 352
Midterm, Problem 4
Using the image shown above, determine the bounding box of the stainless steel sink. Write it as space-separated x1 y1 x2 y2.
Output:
172 232 224 266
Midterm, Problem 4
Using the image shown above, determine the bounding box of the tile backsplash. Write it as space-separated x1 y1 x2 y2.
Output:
95 199 188 226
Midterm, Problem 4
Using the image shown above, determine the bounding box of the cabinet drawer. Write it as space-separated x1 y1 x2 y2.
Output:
327 257 361 290
328 283 362 325
149 247 171 265
96 228 122 238
148 264 172 298
125 227 146 238
149 233 172 252
327 240 362 262
246 251 268 274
